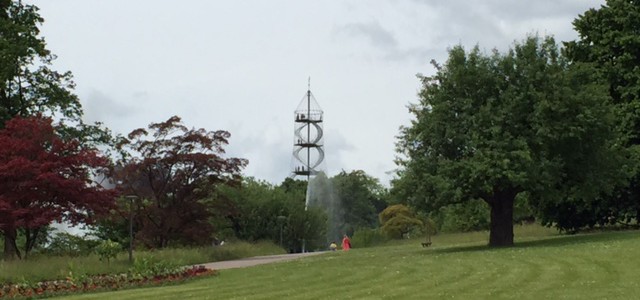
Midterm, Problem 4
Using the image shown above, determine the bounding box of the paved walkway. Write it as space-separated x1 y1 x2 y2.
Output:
199 252 326 270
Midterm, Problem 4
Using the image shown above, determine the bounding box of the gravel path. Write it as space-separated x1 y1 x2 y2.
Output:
199 252 326 270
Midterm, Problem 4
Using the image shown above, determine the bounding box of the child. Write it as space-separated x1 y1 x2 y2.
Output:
342 235 351 251
329 241 337 251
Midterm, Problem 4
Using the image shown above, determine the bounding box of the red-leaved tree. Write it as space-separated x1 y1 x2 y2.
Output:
114 116 247 248
0 116 117 259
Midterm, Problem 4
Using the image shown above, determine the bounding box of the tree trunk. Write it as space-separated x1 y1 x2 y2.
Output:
3 226 21 260
24 227 41 260
488 189 516 247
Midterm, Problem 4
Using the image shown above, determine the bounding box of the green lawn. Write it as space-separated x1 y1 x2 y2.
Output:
60 226 639 299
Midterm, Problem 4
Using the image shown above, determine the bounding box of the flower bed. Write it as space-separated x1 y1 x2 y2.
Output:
0 265 215 299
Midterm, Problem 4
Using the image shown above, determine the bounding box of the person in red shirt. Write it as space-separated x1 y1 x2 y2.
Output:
342 234 351 251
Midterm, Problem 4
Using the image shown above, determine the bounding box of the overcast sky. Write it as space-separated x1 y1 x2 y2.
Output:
28 0 604 186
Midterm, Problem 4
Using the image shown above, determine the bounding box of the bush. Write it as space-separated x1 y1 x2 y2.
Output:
379 204 423 239
129 256 181 278
351 228 388 248
95 240 121 265
44 232 100 257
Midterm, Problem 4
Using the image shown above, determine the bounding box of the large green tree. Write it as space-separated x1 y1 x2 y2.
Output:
330 170 387 235
0 0 81 124
395 36 630 246
564 0 640 227
0 1 115 259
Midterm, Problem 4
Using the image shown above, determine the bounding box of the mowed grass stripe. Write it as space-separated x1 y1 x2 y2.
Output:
431 251 509 298
284 253 408 299
201 256 353 299
460 256 524 298
60 227 640 299
497 253 545 298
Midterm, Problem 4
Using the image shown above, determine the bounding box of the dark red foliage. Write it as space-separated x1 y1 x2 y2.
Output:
115 116 247 248
0 116 117 259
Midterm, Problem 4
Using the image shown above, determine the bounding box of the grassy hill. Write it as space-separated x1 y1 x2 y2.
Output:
62 225 639 299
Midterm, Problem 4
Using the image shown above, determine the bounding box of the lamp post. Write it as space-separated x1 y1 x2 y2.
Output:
125 195 137 264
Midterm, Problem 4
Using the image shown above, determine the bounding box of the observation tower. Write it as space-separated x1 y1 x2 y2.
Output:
291 81 324 208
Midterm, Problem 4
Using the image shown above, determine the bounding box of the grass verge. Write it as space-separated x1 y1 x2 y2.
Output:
0 240 284 284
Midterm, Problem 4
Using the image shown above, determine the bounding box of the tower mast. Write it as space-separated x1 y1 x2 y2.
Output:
292 79 325 204
307 77 311 185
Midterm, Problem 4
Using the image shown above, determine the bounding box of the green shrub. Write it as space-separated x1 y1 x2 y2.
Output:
95 240 121 265
351 228 388 248
44 232 100 257
129 256 181 277
379 204 423 239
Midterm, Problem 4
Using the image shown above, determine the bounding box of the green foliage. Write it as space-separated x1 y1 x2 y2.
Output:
0 1 117 260
330 170 388 235
90 211 130 252
44 232 100 257
129 256 180 278
211 178 327 252
394 35 631 244
350 228 388 248
207 171 386 250
564 0 640 229
565 0 640 108
0 0 81 125
95 240 121 265
0 1 114 145
378 204 423 239
512 192 535 224
422 217 437 236
435 201 490 233
4 226 53 257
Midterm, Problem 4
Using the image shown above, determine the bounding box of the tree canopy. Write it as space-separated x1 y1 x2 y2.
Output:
0 0 82 125
395 36 631 246
330 170 387 235
564 0 640 228
379 204 423 239
0 1 120 260
114 116 247 248
214 177 327 253
0 116 116 259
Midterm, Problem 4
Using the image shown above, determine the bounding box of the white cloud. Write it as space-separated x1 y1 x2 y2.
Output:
82 89 136 124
